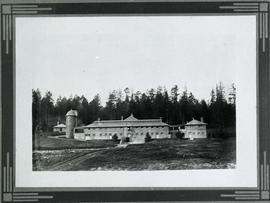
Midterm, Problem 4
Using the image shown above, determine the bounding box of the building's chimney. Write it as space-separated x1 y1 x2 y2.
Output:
201 117 204 122
121 116 123 120
57 121 60 125
160 117 162 122
98 117 100 121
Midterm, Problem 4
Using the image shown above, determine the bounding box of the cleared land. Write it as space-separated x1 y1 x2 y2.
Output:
33 136 236 171
34 134 117 150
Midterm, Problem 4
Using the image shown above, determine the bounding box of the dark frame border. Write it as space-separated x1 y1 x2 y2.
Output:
1 0 269 202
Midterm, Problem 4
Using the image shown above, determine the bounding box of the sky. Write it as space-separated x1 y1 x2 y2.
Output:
16 16 256 105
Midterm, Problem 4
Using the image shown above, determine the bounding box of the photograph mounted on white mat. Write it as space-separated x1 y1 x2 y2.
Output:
14 15 256 185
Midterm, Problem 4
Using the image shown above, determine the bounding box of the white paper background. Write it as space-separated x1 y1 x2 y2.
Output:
15 15 257 188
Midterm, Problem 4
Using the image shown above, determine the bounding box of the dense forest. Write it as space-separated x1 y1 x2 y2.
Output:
32 82 236 135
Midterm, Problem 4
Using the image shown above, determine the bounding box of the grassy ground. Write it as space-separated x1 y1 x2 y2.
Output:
33 150 90 171
68 138 235 170
33 137 236 171
34 134 117 150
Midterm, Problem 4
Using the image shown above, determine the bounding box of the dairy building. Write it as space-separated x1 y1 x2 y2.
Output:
74 114 170 143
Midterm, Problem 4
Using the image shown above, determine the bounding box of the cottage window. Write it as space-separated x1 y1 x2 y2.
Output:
193 132 195 135
136 133 138 135
141 133 143 135
100 133 102 136
197 132 200 135
201 132 204 134
161 132 163 134
151 132 154 135
120 133 122 135
156 132 159 135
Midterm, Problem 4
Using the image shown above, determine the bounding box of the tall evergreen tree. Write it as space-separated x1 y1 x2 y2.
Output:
32 89 41 135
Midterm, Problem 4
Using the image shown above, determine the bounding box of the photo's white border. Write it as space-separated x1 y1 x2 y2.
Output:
15 15 257 188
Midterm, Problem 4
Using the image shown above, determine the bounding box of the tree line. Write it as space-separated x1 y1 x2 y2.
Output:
32 82 236 135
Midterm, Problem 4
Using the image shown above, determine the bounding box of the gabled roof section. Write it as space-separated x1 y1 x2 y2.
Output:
186 118 207 126
124 113 138 121
85 114 168 128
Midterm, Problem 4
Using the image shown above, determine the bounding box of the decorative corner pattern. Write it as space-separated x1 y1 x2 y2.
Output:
3 193 54 202
260 151 269 199
3 152 13 194
220 151 270 200
221 191 260 200
2 152 54 202
259 3 268 53
219 2 259 12
2 6 12 55
10 193 54 202
220 2 268 53
1 4 52 55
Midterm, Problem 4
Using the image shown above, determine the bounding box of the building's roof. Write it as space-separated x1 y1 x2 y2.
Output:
85 114 168 128
185 118 207 126
66 109 78 117
124 114 138 121
53 123 66 128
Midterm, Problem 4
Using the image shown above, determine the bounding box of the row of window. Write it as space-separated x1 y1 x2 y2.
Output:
84 132 164 137
188 131 205 135
85 133 122 137
186 126 206 129
86 127 166 130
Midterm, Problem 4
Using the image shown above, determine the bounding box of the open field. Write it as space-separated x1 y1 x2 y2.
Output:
34 134 117 150
33 149 90 171
33 137 236 171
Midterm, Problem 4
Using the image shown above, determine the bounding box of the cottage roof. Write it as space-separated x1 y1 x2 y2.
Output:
85 114 168 128
185 118 207 126
53 123 66 128
66 109 78 117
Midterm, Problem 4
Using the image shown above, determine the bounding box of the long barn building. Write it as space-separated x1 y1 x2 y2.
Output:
74 114 170 144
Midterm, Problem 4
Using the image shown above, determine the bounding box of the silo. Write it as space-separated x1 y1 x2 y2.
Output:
65 109 78 139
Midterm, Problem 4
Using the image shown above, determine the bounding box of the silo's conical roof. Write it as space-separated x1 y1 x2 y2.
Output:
66 109 78 117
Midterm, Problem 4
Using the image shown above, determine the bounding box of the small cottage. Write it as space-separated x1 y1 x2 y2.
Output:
181 118 207 140
53 122 66 133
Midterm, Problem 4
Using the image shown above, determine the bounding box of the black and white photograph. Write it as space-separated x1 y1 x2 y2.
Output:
26 17 238 171
3 1 269 202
